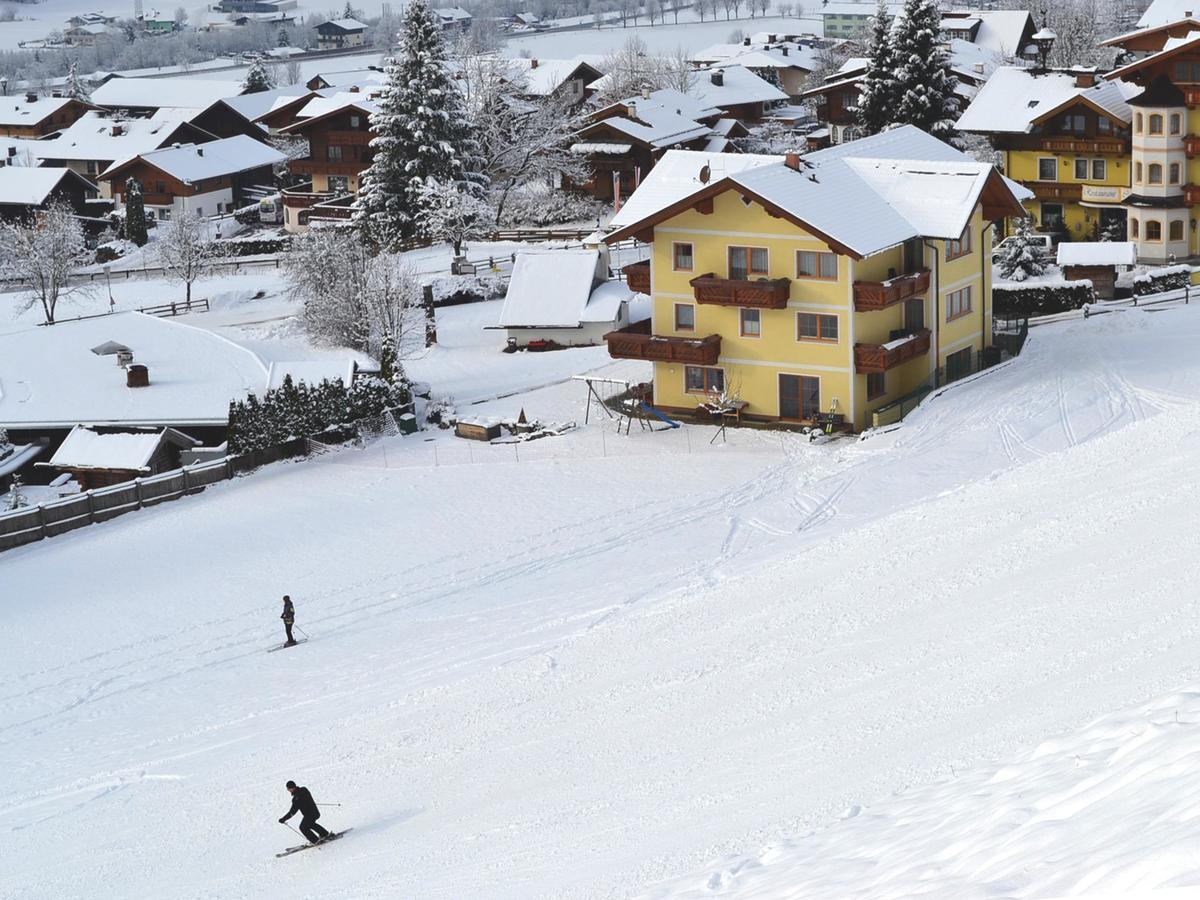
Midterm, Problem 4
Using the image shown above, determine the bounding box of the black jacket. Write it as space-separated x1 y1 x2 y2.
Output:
281 600 294 624
282 786 319 822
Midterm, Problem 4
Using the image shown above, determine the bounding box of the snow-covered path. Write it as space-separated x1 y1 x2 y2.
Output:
5 306 1200 898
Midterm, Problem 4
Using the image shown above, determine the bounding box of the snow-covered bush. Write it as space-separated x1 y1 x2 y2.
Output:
993 281 1094 317
496 185 604 228
998 218 1047 283
424 396 457 429
1132 265 1192 296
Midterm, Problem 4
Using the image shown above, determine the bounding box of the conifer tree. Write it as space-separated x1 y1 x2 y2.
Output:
998 217 1047 282
242 58 275 93
64 60 91 101
855 0 897 136
353 0 486 249
124 177 148 246
891 0 957 138
343 1 357 18
278 25 290 47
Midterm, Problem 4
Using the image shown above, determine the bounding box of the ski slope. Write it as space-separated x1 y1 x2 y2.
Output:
5 305 1200 898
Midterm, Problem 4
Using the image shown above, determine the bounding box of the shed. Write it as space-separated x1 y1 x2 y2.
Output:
45 425 200 489
1056 241 1137 299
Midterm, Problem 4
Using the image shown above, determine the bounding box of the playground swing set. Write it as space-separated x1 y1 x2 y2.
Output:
572 375 682 435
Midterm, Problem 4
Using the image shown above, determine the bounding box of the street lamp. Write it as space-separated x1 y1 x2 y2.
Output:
103 263 113 311
1032 28 1056 71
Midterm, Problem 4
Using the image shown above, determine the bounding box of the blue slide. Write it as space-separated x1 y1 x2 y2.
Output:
639 403 681 428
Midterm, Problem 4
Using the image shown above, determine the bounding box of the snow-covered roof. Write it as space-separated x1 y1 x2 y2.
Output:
92 77 245 111
103 134 284 183
0 167 93 206
293 92 380 121
221 85 312 122
1139 0 1200 28
694 43 819 71
506 57 603 96
322 17 367 30
265 360 356 390
433 7 471 22
690 65 789 108
498 250 606 328
0 95 81 127
308 67 386 88
819 1 901 15
1057 241 1138 266
580 279 637 323
956 67 1137 134
570 141 633 154
609 125 1025 258
36 111 196 164
48 425 194 472
0 313 269 429
0 440 44 477
958 9 1035 56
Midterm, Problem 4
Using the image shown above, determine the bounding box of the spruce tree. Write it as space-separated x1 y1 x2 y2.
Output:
891 0 957 138
242 58 275 93
998 217 1046 283
64 60 91 101
353 0 486 249
343 1 357 18
125 177 148 246
855 0 897 136
278 25 290 47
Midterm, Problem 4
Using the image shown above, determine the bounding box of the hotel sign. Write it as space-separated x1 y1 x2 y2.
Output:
1080 185 1129 203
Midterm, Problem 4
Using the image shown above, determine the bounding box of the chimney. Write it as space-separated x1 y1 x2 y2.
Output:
197 147 204 156
126 364 149 388
769 33 777 41
743 36 751 45
111 124 122 136
1075 71 1096 88
785 152 801 171
116 349 133 367
627 101 637 119
782 47 789 56
710 70 724 86
531 57 539 68
7 146 15 157
51 90 62 98
973 62 983 73
24 91 36 103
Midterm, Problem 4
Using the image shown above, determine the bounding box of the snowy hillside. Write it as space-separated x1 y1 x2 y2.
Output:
7 304 1200 898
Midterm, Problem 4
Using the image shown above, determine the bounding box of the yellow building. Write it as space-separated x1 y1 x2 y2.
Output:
957 67 1139 241
603 126 1026 431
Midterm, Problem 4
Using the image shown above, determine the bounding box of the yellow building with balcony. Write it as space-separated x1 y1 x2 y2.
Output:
602 126 1026 430
957 67 1139 241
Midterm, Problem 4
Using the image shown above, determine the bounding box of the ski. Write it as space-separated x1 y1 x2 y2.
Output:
267 639 309 653
275 829 351 858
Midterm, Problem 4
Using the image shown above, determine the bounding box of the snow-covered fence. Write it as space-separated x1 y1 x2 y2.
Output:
0 458 234 553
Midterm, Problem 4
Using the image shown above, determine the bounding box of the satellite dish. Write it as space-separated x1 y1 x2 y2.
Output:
699 164 711 184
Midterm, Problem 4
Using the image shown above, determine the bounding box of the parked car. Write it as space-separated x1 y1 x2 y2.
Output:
992 232 1057 263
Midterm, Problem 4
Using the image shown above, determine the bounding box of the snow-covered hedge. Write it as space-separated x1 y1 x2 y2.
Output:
212 237 289 258
1132 265 1192 296
993 281 1094 317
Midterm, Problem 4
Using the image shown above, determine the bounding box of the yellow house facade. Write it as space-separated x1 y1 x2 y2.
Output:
604 127 1026 431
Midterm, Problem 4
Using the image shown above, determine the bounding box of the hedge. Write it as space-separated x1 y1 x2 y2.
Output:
213 237 290 258
993 281 1095 317
1132 265 1191 296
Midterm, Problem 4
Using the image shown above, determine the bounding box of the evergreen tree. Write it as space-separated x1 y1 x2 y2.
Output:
7 473 28 510
353 0 486 249
64 60 91 101
855 0 897 136
277 25 290 47
891 0 957 138
242 58 275 93
125 177 148 246
343 1 357 18
998 217 1047 283
379 331 398 383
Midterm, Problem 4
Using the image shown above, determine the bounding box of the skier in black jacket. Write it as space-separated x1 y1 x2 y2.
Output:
281 595 296 647
279 781 330 843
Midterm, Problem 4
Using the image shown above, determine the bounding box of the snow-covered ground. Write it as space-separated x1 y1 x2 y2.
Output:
7 302 1200 898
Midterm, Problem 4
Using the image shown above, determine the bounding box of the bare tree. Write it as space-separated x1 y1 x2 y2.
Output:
285 57 303 85
646 0 662 23
157 211 217 304
0 203 89 325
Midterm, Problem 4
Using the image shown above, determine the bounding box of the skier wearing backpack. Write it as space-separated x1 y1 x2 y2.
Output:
279 781 330 844
281 595 296 647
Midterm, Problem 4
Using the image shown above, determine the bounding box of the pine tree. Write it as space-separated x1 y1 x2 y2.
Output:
353 0 486 249
125 177 148 246
242 58 275 94
855 0 897 136
277 25 290 47
891 0 957 138
64 60 91 101
343 1 357 18
998 217 1046 283
379 331 398 383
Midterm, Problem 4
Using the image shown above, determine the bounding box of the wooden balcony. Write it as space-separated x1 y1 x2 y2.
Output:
605 326 721 365
1186 87 1200 108
854 328 931 374
1028 182 1083 201
1186 135 1200 158
622 259 650 294
288 159 367 177
1185 183 1200 204
689 273 790 308
1040 137 1127 154
853 269 930 312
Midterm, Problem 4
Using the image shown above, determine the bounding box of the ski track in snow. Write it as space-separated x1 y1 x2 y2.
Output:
4 307 1200 898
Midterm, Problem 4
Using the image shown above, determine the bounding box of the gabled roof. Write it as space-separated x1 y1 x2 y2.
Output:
1057 241 1137 266
1138 0 1200 28
586 89 720 149
49 425 199 472
505 57 605 96
0 167 97 206
693 43 819 71
606 125 1025 258
498 250 608 328
221 84 313 121
36 111 205 164
277 97 378 135
433 6 472 21
92 77 245 111
321 17 367 30
0 95 90 128
957 67 1137 134
689 65 789 108
1108 32 1200 80
1100 17 1200 48
99 134 285 184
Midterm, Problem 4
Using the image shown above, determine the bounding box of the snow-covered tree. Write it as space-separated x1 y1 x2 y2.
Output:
596 36 683 101
0 428 11 456
891 0 957 138
855 0 897 136
6 473 27 511
64 60 91 101
124 177 148 246
277 25 290 47
415 177 492 257
353 0 486 249
998 217 1047 282
735 118 806 153
157 211 216 303
0 202 88 325
342 1 357 18
242 57 274 93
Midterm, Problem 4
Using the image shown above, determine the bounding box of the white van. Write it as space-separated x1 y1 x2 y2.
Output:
991 232 1057 263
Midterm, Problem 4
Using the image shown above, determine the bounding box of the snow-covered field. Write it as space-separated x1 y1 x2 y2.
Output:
7 300 1200 898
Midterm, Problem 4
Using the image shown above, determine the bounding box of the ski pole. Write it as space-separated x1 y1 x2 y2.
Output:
295 625 311 639
315 802 342 807
281 821 303 838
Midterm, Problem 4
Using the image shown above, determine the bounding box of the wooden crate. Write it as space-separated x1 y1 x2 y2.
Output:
455 420 501 442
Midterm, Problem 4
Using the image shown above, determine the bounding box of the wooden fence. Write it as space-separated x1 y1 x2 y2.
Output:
39 298 211 327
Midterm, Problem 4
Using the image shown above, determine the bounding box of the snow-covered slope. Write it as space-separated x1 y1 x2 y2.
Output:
6 306 1200 898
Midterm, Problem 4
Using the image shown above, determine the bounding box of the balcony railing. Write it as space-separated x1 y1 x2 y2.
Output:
1186 183 1200 204
1186 87 1200 108
1186 135 1200 158
1041 137 1127 154
854 328 931 374
689 273 790 308
1027 182 1083 201
853 269 930 312
605 326 721 365
622 259 650 294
